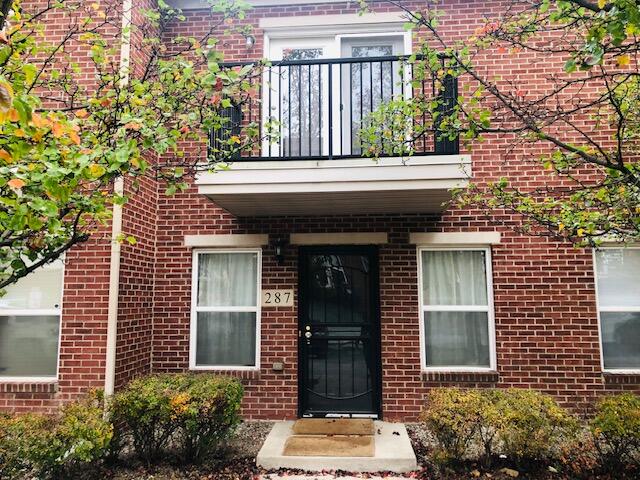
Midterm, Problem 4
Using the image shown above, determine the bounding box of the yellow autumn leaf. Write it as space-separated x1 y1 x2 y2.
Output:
617 54 631 67
598 0 606 9
6 108 19 122
0 149 12 162
31 113 50 128
230 135 241 144
577 228 585 237
69 130 81 145
88 163 106 178
51 122 65 138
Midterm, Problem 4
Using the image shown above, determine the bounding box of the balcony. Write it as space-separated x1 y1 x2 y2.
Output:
197 54 471 217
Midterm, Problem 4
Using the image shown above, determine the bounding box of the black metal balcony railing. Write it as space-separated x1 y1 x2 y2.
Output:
211 55 459 161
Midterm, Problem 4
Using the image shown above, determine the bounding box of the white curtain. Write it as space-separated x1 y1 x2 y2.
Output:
421 250 490 367
596 249 640 308
195 252 258 367
197 253 257 307
422 250 487 306
424 312 489 367
0 315 59 376
196 312 256 366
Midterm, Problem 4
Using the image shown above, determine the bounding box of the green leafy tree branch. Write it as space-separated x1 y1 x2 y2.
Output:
0 0 271 290
361 0 640 245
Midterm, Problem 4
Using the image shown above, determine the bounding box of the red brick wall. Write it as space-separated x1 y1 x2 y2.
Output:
151 0 640 421
4 0 639 419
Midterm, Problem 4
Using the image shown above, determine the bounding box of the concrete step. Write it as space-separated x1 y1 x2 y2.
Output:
256 420 418 474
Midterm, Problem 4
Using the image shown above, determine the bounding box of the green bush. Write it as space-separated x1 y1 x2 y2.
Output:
110 373 243 463
420 387 577 466
496 389 578 462
420 387 499 464
0 391 112 478
591 393 640 468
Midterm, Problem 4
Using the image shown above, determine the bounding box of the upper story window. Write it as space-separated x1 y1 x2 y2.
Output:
190 250 261 370
418 248 496 371
595 248 640 371
0 260 64 380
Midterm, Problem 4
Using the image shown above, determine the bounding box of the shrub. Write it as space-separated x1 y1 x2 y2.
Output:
110 373 244 463
591 393 640 468
173 375 244 463
420 387 578 466
496 389 578 463
109 374 180 463
0 390 112 478
420 387 488 463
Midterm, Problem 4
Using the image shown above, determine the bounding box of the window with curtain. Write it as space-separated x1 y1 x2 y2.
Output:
0 260 64 379
419 248 494 369
595 248 640 370
192 251 260 368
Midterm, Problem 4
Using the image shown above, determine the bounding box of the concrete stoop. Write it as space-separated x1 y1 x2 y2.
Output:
256 421 418 473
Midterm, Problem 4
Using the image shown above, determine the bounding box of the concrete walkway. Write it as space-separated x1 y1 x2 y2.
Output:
260 475 414 480
256 420 418 474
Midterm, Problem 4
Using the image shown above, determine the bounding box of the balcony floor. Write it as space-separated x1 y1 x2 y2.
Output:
196 155 471 217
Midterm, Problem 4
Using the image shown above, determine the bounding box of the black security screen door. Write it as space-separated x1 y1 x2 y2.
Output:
298 246 381 417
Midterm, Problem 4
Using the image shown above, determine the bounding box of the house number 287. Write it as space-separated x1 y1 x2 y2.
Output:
261 289 294 307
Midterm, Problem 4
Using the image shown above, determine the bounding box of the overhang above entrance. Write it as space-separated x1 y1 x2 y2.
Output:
196 155 471 217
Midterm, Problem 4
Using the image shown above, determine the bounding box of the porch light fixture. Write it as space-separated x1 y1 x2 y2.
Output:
273 238 286 266
245 34 256 49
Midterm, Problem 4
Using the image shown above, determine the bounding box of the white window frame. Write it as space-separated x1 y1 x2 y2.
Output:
262 26 413 158
0 260 65 383
593 246 640 374
189 248 262 371
417 245 497 372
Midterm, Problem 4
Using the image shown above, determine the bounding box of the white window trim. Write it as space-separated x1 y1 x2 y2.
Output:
593 246 640 374
189 248 262 371
0 260 65 383
262 27 413 158
417 245 497 373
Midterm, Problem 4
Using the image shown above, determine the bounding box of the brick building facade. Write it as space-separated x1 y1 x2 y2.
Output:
1 0 639 420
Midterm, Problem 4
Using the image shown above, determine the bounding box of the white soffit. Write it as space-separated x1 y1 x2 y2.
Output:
290 232 389 245
196 156 471 217
184 234 269 247
259 12 407 30
410 232 502 245
170 0 377 10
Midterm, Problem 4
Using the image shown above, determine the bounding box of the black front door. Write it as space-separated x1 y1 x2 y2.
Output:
298 246 381 418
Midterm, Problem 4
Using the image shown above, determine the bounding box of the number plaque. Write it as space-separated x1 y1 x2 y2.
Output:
261 289 294 307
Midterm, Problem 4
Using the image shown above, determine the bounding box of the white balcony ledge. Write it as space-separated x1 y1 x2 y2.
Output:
196 155 471 217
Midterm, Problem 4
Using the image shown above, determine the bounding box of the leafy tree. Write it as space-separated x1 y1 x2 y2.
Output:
0 0 268 290
361 0 640 245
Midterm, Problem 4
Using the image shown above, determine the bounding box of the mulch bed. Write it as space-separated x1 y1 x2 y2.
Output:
73 421 634 480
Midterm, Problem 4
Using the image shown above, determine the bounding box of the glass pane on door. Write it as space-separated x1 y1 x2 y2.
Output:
340 37 404 156
350 45 394 154
281 48 324 157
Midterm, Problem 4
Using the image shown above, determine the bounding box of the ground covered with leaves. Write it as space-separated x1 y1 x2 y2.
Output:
64 421 636 480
